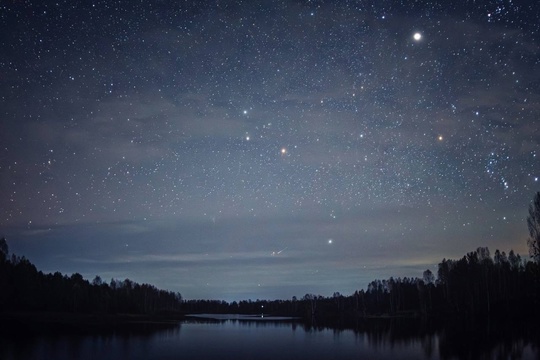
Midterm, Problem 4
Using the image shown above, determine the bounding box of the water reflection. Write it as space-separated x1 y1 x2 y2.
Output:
1 316 538 360
1 321 181 360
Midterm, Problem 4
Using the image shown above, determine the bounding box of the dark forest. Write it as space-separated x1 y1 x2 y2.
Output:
1 192 540 324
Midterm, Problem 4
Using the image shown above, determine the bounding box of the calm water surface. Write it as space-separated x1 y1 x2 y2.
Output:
1 316 538 360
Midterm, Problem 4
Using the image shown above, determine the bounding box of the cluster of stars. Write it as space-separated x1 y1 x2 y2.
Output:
0 0 539 299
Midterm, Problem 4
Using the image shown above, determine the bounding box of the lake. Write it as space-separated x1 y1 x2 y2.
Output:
1 315 538 359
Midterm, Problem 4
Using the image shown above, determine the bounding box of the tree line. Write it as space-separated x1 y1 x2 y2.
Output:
1 191 539 322
0 240 538 321
0 239 182 315
180 245 538 323
165 191 540 323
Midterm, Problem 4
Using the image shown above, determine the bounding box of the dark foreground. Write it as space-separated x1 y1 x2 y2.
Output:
1 312 539 360
0 312 184 335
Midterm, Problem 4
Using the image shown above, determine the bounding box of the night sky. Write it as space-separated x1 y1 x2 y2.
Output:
1 1 539 301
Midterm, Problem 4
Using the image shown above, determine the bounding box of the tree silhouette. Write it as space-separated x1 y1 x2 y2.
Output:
527 191 540 263
423 269 435 285
2 194 540 323
0 237 8 262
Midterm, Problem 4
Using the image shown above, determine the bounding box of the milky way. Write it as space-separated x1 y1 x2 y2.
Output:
1 1 539 301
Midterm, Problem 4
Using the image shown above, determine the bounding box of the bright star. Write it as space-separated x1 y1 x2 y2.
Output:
413 32 422 41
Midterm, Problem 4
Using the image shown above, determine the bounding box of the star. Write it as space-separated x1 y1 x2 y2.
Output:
413 32 422 41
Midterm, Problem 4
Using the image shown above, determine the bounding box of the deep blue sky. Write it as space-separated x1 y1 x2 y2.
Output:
1 0 539 301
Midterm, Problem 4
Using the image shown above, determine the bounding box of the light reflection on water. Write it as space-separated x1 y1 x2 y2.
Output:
1 317 538 360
